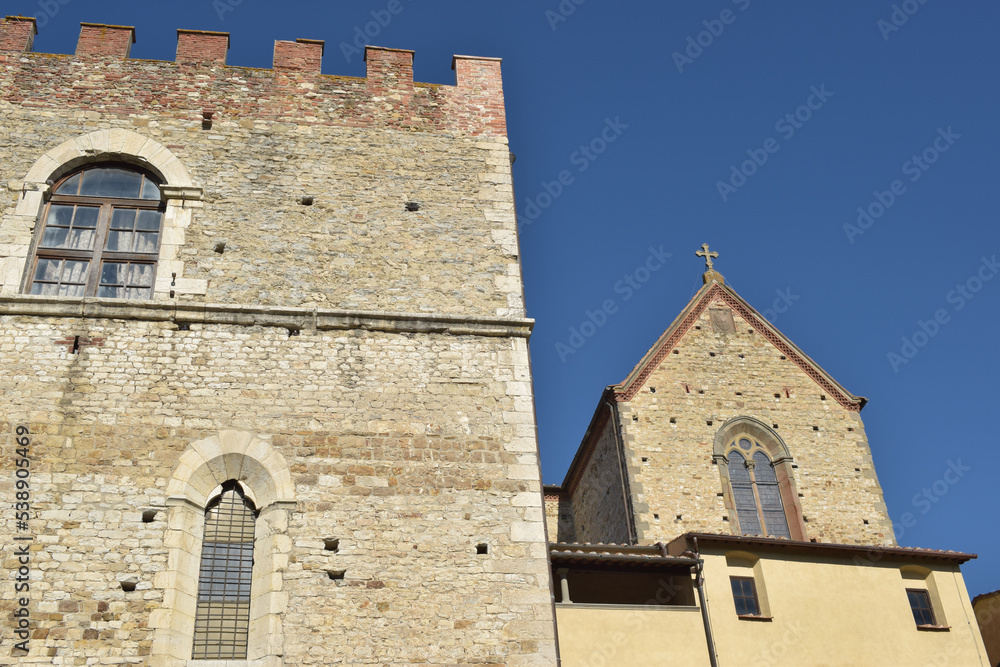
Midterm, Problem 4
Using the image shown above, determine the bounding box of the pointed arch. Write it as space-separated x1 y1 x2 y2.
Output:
713 417 806 541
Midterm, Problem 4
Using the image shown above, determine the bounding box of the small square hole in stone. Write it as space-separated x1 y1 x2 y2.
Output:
698 390 704 395
141 510 157 523
670 418 676 424
641 457 648 463
735 392 742 396
476 543 488 555
327 570 346 580
672 349 679 355
324 538 340 552
863 519 869 525
709 352 716 357
780 355 787 360
813 426 819 431
632 415 639 422
774 393 781 399
772 424 779 429
650 387 656 393
820 394 826 401
706 420 713 426
675 514 682 520
653 514 660 520
120 580 137 592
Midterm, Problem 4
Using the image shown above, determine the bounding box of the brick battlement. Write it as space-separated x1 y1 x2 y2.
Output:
0 16 506 136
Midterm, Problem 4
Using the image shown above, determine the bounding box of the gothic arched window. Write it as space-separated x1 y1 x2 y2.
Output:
727 438 791 539
192 481 257 660
26 164 163 298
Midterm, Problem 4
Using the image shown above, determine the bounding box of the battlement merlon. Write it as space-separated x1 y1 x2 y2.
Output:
0 17 507 137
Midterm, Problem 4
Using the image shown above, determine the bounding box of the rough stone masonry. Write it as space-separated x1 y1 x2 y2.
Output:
0 18 557 666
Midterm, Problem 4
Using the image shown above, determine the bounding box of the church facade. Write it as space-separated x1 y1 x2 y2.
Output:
0 15 988 666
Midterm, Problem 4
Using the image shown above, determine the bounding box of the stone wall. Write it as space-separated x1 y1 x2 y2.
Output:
566 410 632 545
0 21 521 317
618 298 893 547
0 18 555 666
0 312 554 665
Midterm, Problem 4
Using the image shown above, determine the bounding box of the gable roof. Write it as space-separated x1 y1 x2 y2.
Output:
613 280 866 411
556 279 866 492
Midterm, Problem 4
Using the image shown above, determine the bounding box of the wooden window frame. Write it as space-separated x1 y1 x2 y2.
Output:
907 588 944 629
25 164 164 299
730 575 764 618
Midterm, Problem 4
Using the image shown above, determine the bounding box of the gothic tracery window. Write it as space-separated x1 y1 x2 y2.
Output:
192 481 257 660
26 164 163 298
727 438 791 539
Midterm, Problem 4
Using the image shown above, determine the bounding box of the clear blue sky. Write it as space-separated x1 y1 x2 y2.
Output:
18 1 1000 597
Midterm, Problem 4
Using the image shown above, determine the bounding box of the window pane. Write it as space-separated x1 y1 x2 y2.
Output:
101 262 126 286
48 204 75 226
728 451 750 481
73 206 99 228
66 227 96 251
105 231 131 252
753 451 778 482
134 232 159 254
110 208 137 230
55 172 81 195
65 260 88 283
141 177 161 200
136 209 162 231
79 167 143 198
128 264 154 287
41 227 69 248
59 284 85 297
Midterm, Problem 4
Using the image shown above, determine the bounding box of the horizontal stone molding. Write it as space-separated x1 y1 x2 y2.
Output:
0 295 535 338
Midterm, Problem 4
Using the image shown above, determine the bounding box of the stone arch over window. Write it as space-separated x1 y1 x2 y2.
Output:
150 430 295 667
1 129 206 298
713 417 806 541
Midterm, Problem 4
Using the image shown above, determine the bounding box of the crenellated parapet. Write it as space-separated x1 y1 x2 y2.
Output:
0 16 506 136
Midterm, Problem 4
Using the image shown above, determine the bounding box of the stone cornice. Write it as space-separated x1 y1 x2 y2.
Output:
0 295 534 338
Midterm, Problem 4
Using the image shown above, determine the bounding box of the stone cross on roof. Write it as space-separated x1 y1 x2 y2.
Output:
696 243 725 285
696 243 718 270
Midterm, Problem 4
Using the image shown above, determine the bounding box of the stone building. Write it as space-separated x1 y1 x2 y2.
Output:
0 16 555 666
545 256 989 665
0 14 989 667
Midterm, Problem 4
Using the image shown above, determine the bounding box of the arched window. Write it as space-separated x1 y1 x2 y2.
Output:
26 164 163 298
726 438 791 539
192 481 257 660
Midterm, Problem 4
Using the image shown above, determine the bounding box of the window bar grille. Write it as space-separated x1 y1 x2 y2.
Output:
191 482 257 660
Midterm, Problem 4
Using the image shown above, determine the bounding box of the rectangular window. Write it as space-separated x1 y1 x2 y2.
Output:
907 588 936 626
731 576 761 616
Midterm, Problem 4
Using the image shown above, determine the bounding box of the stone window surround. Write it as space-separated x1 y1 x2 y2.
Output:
2 128 207 299
150 430 295 667
712 416 807 542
